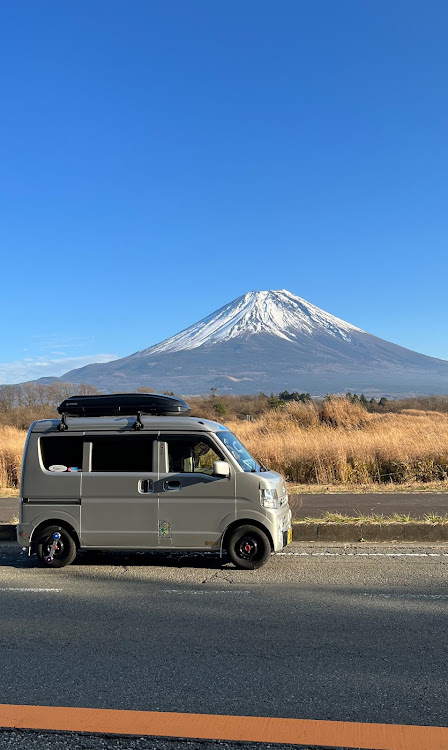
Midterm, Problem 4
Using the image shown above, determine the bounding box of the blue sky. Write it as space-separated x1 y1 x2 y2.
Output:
0 0 447 383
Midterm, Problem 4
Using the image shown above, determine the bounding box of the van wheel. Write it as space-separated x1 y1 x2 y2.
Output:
36 526 77 568
227 525 271 570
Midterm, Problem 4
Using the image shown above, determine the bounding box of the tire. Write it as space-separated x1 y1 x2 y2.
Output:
227 524 271 570
35 525 77 568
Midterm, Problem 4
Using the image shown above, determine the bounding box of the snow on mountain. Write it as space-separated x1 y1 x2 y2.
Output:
139 290 364 356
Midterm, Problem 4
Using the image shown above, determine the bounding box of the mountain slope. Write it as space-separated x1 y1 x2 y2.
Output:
52 290 448 397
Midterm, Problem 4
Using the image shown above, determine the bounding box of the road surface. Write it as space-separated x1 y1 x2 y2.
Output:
0 497 18 523
0 540 447 750
288 492 448 518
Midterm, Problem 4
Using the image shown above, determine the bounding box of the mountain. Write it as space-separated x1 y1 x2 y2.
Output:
44 290 448 396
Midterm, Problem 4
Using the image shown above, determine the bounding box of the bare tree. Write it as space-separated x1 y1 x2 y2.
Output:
76 383 102 396
21 382 39 408
34 383 53 407
0 385 21 411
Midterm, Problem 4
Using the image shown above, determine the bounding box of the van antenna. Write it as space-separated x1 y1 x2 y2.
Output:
57 413 69 432
133 411 144 431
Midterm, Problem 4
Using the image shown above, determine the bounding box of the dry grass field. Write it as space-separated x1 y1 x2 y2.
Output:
0 425 25 489
1 399 448 489
225 399 448 485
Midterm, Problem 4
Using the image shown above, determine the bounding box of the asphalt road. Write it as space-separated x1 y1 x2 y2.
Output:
2 494 448 525
289 492 448 518
0 498 18 523
0 540 447 745
0 731 338 750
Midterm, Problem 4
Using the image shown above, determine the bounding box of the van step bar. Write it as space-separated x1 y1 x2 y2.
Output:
57 393 191 419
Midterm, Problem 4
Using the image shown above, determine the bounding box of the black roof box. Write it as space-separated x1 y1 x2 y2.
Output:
58 393 191 418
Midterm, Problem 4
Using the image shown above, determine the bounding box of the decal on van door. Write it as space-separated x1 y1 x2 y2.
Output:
158 521 172 539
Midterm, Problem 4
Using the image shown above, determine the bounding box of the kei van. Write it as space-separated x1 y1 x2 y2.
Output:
17 393 292 569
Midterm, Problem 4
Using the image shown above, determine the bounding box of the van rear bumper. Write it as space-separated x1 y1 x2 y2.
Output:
16 523 32 547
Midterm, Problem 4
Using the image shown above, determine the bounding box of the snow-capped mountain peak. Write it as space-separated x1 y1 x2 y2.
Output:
139 290 364 356
41 288 448 396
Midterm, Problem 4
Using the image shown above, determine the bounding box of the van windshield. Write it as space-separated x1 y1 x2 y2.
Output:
216 431 260 472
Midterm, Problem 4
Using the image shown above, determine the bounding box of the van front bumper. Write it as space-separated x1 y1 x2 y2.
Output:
272 507 292 551
283 527 293 547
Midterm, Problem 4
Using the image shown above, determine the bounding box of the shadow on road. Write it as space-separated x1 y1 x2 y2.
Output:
75 549 228 569
0 545 230 570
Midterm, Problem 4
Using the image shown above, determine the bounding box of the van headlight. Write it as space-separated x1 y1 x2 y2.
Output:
260 488 280 508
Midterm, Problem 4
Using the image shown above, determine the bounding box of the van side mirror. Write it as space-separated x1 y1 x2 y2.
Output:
213 460 230 478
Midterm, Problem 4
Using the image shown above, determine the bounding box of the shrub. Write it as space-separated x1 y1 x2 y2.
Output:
213 402 228 417
320 398 370 429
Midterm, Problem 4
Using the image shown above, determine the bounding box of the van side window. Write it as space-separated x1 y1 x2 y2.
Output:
89 436 154 472
40 437 83 472
166 436 223 475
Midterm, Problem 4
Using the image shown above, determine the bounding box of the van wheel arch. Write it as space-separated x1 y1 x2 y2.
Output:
31 520 80 552
222 519 274 553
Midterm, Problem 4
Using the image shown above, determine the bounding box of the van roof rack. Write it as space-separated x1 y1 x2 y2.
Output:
57 393 191 429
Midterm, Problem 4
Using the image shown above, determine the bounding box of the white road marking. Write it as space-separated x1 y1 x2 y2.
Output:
161 589 250 595
277 551 448 557
360 593 448 600
0 588 62 592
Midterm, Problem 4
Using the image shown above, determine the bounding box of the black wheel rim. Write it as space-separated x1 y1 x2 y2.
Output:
237 534 260 561
43 535 65 559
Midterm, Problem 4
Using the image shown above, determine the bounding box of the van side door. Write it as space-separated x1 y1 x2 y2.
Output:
156 434 236 549
81 433 158 548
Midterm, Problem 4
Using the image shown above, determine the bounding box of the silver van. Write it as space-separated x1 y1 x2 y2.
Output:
17 394 292 570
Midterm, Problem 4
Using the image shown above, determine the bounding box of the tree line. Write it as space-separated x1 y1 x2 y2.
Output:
1 381 448 429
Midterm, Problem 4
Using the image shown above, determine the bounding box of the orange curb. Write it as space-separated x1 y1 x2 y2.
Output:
0 705 448 749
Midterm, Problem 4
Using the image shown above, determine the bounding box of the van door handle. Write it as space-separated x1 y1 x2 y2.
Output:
164 480 181 491
139 479 153 493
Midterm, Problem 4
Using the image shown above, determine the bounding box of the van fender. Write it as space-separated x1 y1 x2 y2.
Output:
217 511 238 557
28 509 81 544
220 509 275 557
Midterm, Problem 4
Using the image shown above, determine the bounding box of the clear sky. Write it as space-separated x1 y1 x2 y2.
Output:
0 0 447 383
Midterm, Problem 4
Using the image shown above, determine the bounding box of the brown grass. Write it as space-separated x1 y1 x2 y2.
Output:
287 481 448 494
1 399 448 489
225 400 448 485
298 512 448 524
0 426 26 489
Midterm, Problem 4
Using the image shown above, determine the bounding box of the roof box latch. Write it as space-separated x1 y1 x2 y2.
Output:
133 411 144 431
57 413 69 432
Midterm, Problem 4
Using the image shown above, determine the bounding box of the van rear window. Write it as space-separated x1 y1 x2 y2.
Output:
89 436 154 472
40 437 83 472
